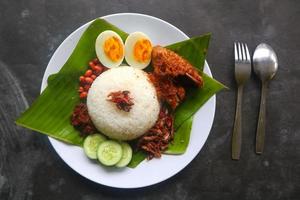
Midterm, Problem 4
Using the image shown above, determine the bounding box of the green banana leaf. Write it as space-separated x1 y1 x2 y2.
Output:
16 19 128 146
128 39 226 167
166 34 210 71
165 116 194 154
127 150 147 168
16 18 226 168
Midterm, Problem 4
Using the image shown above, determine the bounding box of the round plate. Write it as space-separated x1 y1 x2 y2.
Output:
41 13 215 188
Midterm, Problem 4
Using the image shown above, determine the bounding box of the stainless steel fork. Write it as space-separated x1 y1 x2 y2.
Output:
232 42 251 160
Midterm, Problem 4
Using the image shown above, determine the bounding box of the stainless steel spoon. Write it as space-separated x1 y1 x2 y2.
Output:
253 43 278 154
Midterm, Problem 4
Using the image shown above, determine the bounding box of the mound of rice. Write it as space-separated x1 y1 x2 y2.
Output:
87 66 160 140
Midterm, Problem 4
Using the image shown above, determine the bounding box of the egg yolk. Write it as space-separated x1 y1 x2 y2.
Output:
133 39 152 63
104 37 123 62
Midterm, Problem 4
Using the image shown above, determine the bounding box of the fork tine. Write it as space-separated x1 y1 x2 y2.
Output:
238 42 242 61
245 44 251 61
234 42 238 61
241 43 246 60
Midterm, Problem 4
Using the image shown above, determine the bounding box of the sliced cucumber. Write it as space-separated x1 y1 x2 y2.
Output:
116 142 133 168
83 134 107 159
97 140 122 166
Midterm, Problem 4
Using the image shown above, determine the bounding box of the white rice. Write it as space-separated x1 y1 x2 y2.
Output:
87 66 160 140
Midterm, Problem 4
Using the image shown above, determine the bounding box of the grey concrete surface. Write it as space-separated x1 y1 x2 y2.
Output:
0 0 299 199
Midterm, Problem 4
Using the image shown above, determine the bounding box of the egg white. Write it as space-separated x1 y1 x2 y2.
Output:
95 30 125 68
124 32 152 69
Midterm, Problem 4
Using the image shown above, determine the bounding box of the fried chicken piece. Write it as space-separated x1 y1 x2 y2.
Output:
148 73 185 110
151 45 203 87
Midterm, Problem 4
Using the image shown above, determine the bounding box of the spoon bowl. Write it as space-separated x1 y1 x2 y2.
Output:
253 43 278 82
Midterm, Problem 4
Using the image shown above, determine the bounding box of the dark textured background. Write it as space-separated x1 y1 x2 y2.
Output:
0 0 299 199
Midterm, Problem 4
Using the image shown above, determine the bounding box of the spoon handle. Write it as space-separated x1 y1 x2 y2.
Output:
232 85 243 160
256 82 268 154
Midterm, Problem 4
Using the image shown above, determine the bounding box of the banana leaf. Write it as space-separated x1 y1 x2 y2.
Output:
16 19 225 168
16 19 128 145
165 116 194 154
128 40 226 167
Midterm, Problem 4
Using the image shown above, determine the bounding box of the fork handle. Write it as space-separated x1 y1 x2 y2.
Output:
232 85 244 160
256 82 267 154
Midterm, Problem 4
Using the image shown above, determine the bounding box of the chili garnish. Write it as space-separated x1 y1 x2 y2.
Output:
107 90 134 112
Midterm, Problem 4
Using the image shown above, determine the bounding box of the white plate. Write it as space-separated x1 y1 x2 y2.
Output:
41 13 215 188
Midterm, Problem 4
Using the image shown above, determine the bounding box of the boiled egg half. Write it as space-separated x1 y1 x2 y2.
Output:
95 30 125 68
125 32 152 69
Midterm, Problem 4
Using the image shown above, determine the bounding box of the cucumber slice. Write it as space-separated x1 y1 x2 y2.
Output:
97 140 122 166
116 142 133 168
83 134 107 159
